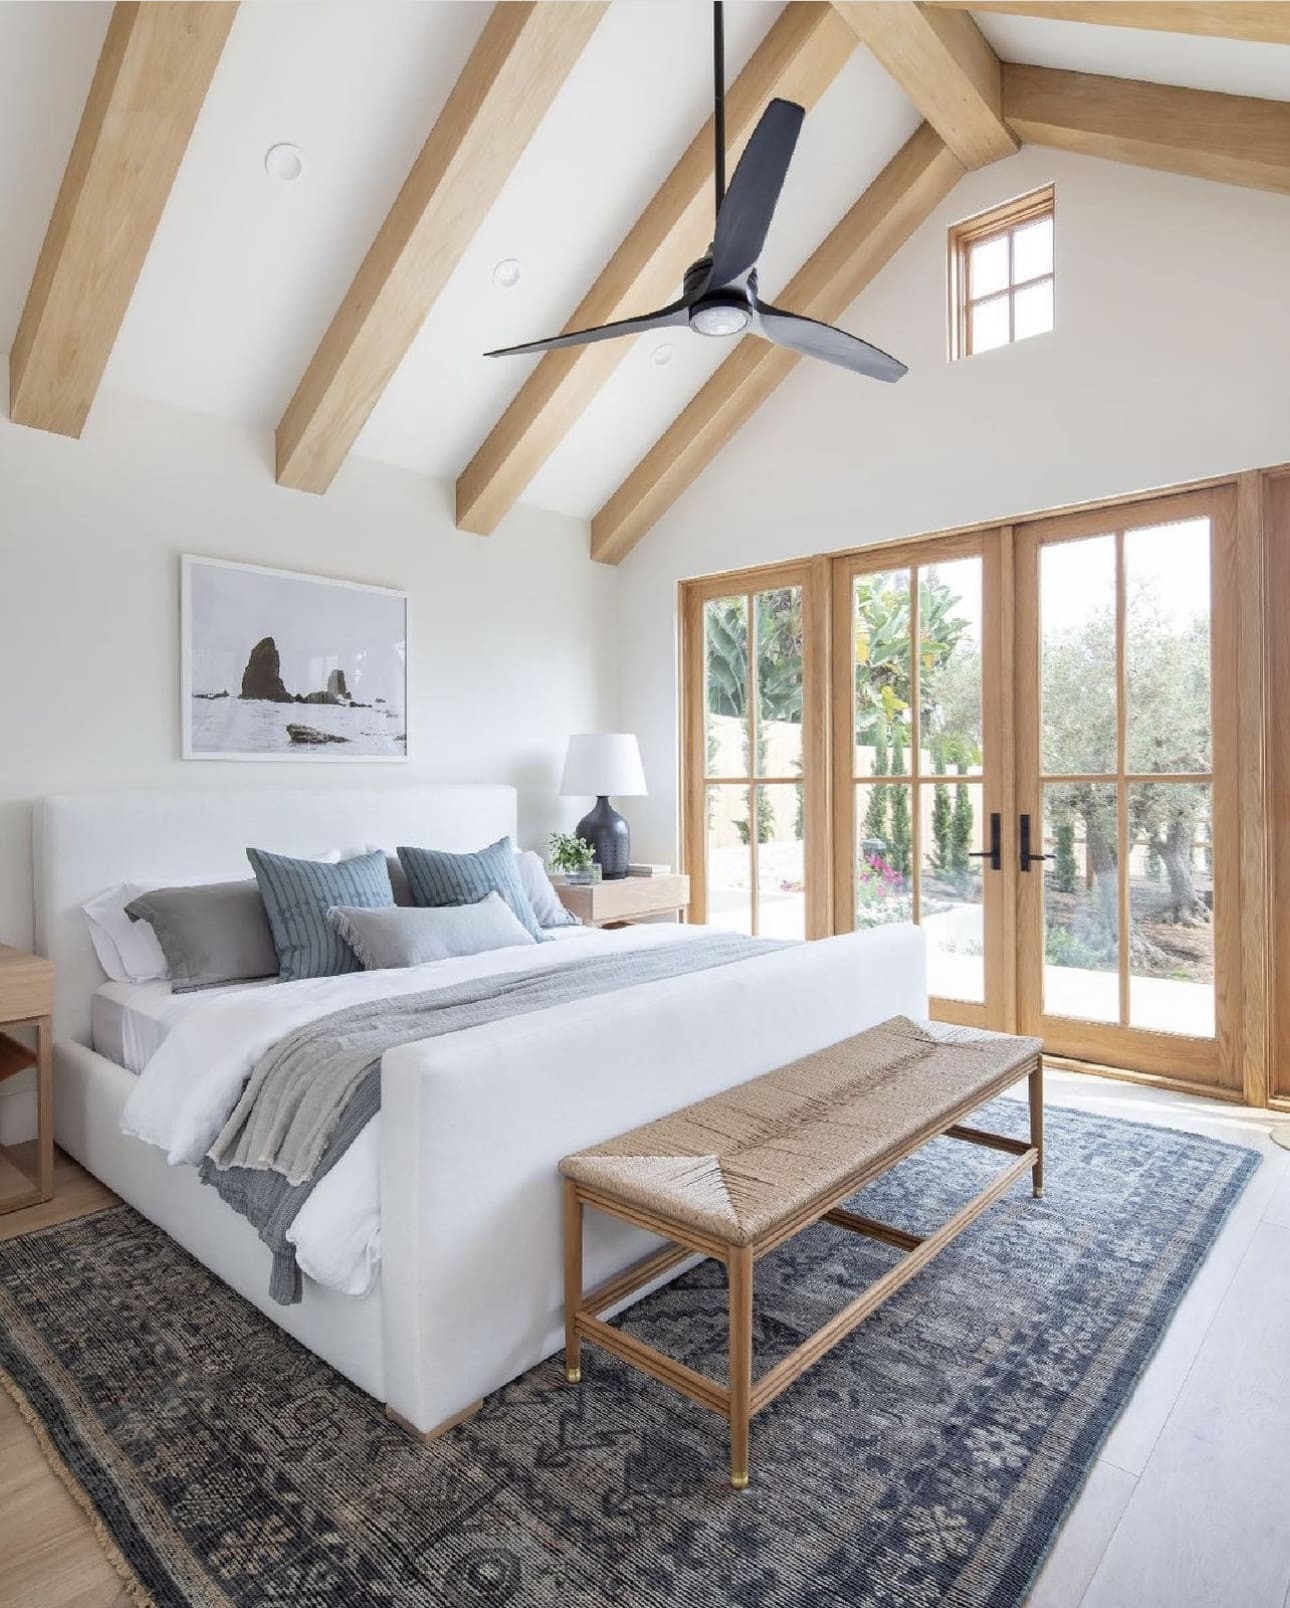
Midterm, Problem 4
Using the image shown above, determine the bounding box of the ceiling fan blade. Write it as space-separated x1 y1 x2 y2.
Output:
755 304 907 383
707 98 805 289
486 301 688 358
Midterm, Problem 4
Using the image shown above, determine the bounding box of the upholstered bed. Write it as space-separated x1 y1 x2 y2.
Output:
34 787 928 1437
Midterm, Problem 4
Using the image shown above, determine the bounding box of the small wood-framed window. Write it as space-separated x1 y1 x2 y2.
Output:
950 184 1054 359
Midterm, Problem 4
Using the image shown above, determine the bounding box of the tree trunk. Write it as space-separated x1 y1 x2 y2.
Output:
1153 813 1204 925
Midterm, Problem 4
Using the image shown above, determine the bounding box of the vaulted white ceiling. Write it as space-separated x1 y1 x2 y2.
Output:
1 1 1288 526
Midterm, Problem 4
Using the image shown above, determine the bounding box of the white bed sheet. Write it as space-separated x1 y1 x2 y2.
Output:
119 923 695 1299
93 979 276 1074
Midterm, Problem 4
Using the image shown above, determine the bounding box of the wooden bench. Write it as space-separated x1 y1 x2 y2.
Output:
559 1016 1043 1488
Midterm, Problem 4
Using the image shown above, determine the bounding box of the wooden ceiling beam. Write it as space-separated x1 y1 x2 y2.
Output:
931 3 1290 48
1003 63 1290 194
9 2 238 438
590 123 964 566
832 3 1018 168
275 1 607 496
455 3 858 536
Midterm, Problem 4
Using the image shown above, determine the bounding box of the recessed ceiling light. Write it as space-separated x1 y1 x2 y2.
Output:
493 258 521 289
651 343 674 367
265 143 304 183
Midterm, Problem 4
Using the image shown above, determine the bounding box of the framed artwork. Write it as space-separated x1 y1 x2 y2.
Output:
181 556 408 761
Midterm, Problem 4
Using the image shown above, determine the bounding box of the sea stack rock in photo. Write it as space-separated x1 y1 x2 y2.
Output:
327 668 349 702
240 637 292 702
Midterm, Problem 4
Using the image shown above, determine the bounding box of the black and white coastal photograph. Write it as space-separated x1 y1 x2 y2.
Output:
182 556 407 760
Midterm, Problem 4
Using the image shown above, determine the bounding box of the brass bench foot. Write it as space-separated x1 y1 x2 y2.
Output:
730 1471 749 1491
565 1367 582 1384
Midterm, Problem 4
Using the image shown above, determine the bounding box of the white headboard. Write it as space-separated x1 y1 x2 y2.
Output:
33 786 518 1044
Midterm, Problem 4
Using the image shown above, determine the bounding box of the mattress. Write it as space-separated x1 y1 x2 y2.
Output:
90 928 595 1074
93 979 274 1073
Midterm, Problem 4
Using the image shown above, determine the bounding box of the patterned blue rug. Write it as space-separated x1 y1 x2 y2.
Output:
0 1100 1259 1608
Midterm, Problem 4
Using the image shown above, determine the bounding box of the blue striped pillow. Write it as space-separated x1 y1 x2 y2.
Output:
247 848 394 981
396 837 545 942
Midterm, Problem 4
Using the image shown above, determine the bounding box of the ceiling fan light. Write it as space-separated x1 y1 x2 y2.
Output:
691 302 750 338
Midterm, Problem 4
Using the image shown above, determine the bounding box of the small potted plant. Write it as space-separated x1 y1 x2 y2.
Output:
548 831 601 885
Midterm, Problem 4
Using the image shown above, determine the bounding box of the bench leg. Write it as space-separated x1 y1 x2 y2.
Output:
1029 1063 1044 1199
728 1245 753 1489
563 1179 583 1383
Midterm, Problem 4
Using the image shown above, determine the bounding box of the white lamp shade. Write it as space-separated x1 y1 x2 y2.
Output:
560 732 647 798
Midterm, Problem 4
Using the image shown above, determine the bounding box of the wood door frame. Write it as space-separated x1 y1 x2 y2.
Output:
830 528 1013 1031
679 559 831 938
675 460 1279 1107
1013 484 1241 1090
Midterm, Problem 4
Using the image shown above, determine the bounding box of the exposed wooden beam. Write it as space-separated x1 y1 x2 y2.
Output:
832 3 1018 168
275 2 607 495
455 3 857 536
590 123 964 565
932 3 1290 48
9 2 237 438
1003 63 1290 194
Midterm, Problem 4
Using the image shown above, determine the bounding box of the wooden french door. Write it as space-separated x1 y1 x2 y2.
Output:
682 560 830 939
831 531 1013 1031
1013 487 1241 1092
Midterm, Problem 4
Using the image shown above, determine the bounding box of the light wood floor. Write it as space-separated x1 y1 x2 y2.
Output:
0 1147 128 1608
2 1085 1290 1608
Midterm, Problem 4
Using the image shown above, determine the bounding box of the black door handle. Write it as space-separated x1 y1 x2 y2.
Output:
968 811 1002 872
1019 813 1051 873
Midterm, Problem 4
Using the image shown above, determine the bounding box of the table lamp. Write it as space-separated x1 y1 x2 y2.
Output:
560 733 647 879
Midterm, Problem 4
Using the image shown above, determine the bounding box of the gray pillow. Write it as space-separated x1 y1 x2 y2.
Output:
396 837 544 941
125 880 278 993
328 892 537 969
248 847 394 982
516 850 579 928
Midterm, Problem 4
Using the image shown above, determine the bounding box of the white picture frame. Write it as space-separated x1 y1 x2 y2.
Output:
181 555 409 762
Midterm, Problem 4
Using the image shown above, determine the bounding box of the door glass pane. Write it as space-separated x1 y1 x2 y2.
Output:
921 780 984 1003
970 293 1009 353
706 784 752 933
969 234 1008 298
755 783 805 940
1013 216 1053 281
1042 783 1119 1023
704 595 749 775
1125 519 1211 774
1014 277 1053 340
856 783 914 930
1128 782 1214 1037
920 558 983 777
853 571 912 778
1041 535 1116 774
753 587 803 778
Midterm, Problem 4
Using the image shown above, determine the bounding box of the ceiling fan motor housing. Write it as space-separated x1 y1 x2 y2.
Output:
684 256 754 336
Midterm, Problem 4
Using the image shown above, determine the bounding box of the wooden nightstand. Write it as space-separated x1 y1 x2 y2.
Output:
555 873 691 928
0 945 54 1214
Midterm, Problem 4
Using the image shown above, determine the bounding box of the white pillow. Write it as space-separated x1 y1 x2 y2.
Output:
82 883 168 982
516 850 580 928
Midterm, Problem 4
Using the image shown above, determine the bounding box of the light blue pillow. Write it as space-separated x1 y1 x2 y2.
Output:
247 847 394 981
396 837 545 942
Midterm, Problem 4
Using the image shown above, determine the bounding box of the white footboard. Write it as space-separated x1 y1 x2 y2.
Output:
377 926 927 1435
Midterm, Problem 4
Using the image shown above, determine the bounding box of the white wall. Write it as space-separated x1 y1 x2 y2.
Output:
617 148 1290 866
0 390 618 1137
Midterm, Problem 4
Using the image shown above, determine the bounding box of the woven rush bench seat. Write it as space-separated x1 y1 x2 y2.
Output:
559 1015 1044 1488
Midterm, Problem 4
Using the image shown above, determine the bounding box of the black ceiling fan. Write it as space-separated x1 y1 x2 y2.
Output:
485 2 906 383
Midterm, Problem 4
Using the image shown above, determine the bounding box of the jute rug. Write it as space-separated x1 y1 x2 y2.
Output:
0 1102 1258 1608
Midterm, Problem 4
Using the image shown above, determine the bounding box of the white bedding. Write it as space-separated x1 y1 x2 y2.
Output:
120 923 703 1298
93 979 275 1074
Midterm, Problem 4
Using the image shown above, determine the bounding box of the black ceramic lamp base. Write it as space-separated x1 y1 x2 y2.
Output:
576 796 630 879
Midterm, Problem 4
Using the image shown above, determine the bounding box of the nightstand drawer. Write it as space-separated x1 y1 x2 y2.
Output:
556 874 690 927
0 945 54 1022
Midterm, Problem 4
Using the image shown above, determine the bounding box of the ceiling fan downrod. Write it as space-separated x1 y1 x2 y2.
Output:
713 2 726 219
